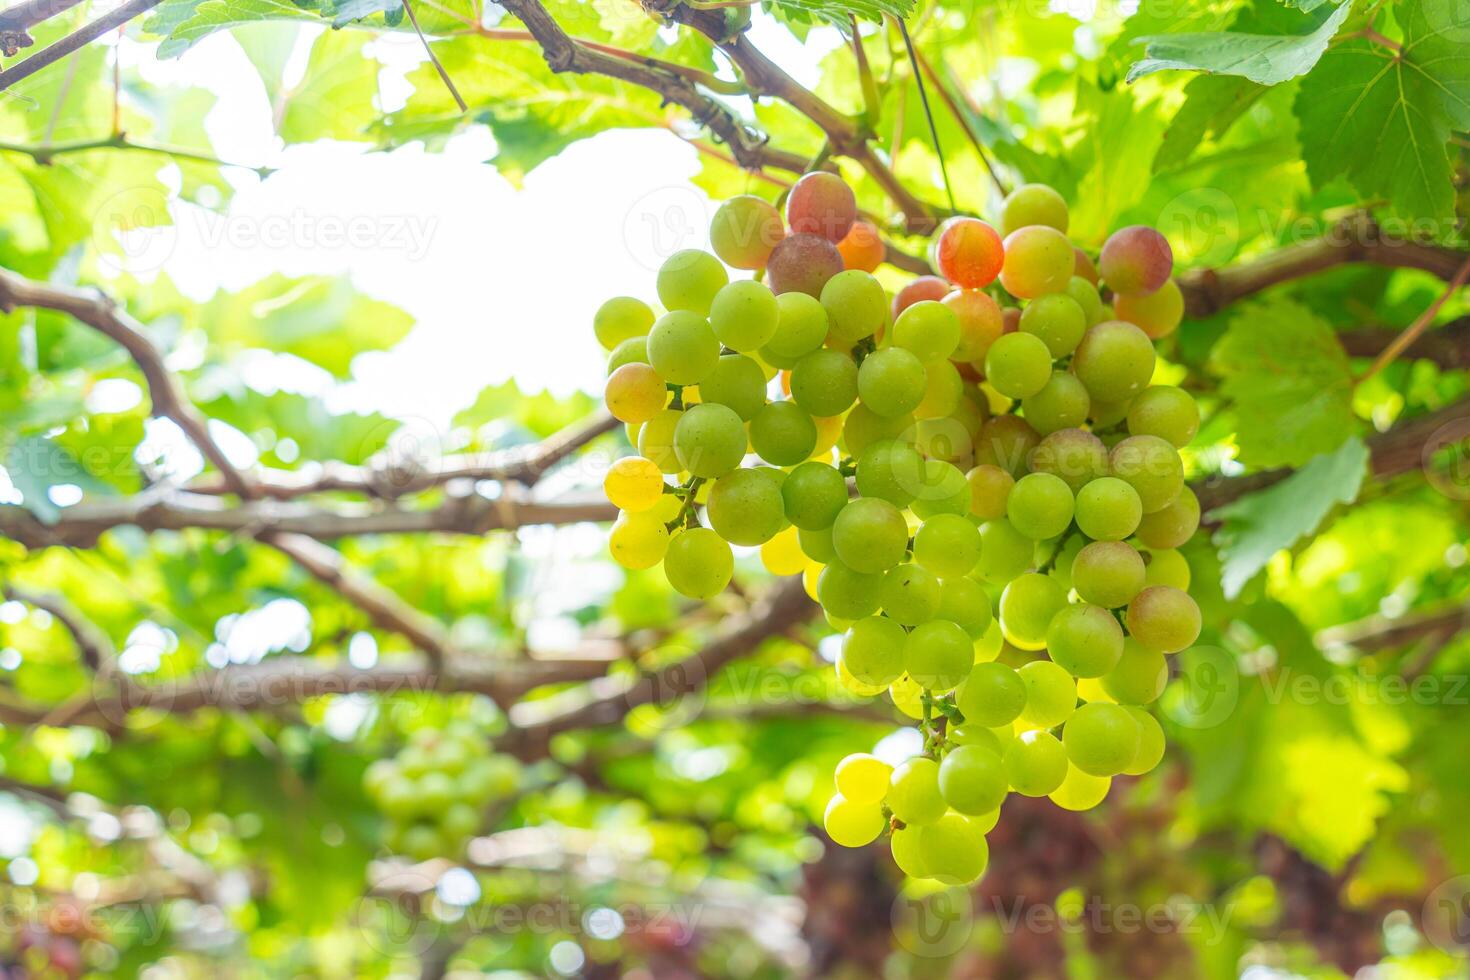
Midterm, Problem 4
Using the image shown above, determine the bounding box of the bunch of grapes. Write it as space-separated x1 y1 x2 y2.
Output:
594 172 1200 887
362 723 521 861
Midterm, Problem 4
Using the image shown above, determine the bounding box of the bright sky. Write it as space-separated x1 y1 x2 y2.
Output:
112 17 842 427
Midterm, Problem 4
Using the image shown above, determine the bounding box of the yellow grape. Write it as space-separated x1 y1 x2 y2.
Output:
837 659 888 697
835 753 893 805
824 794 886 847
760 526 807 576
604 456 665 512
609 512 669 569
1049 763 1111 811
889 674 927 720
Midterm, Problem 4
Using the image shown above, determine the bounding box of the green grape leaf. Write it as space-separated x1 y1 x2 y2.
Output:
1210 436 1369 598
146 0 321 58
1211 298 1360 468
278 29 380 143
197 275 415 377
1152 74 1267 173
764 0 915 29
1128 0 1353 84
4 437 119 524
1294 0 1470 223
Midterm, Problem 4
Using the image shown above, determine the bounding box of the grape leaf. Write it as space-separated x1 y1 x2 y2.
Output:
1210 436 1369 598
1294 0 1470 223
4 437 119 524
1128 0 1353 84
1152 74 1267 173
764 0 915 29
146 0 320 58
278 30 380 143
1211 298 1360 467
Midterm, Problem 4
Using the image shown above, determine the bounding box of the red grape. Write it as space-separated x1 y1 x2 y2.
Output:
767 233 845 298
936 218 1004 288
893 275 952 319
1099 225 1173 295
786 171 857 243
837 219 885 273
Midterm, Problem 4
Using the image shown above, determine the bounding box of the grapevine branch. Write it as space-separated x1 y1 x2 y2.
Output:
0 584 111 674
1316 599 1470 653
0 0 164 91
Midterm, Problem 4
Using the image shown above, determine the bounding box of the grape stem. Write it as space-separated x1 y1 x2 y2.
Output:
1036 527 1078 574
666 476 706 532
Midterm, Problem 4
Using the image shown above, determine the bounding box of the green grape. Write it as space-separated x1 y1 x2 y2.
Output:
856 439 923 507
998 572 1067 650
1045 604 1124 678
966 464 1014 520
1001 183 1069 236
1063 702 1140 777
832 497 909 573
818 562 885 620
950 725 1004 754
1004 729 1067 796
984 332 1052 399
1006 472 1075 540
1109 435 1184 514
889 673 927 719
762 291 830 364
605 362 667 424
1074 476 1143 542
914 360 963 420
904 619 972 691
664 527 734 599
750 400 817 466
657 248 728 315
1049 763 1111 811
1122 707 1166 776
890 825 931 878
937 576 992 639
938 744 1008 815
843 403 916 456
709 279 780 353
974 619 1004 663
1127 385 1199 448
893 300 962 362
1116 278 1184 339
1019 293 1087 357
910 460 972 519
1065 276 1106 327
921 813 989 884
1021 371 1090 435
1135 486 1200 549
1072 320 1156 403
440 802 481 840
697 353 767 421
835 753 893 804
975 519 1033 584
640 408 683 474
706 468 784 546
417 771 456 812
673 403 746 477
912 513 982 578
400 824 447 861
609 511 670 569
782 461 848 530
857 347 926 418
823 794 886 847
888 757 946 825
1071 541 1145 609
1143 548 1191 590
881 563 941 625
648 310 720 385
1043 533 1085 593
820 269 888 343
1102 638 1168 705
1126 586 1201 653
800 525 838 563
607 336 649 374
594 296 655 350
957 661 1026 727
709 194 784 270
1017 659 1077 729
790 348 858 417
1000 225 1074 299
976 415 1040 477
1028 428 1109 492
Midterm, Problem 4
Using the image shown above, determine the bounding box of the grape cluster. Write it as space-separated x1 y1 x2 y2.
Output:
594 173 1200 887
362 723 521 861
